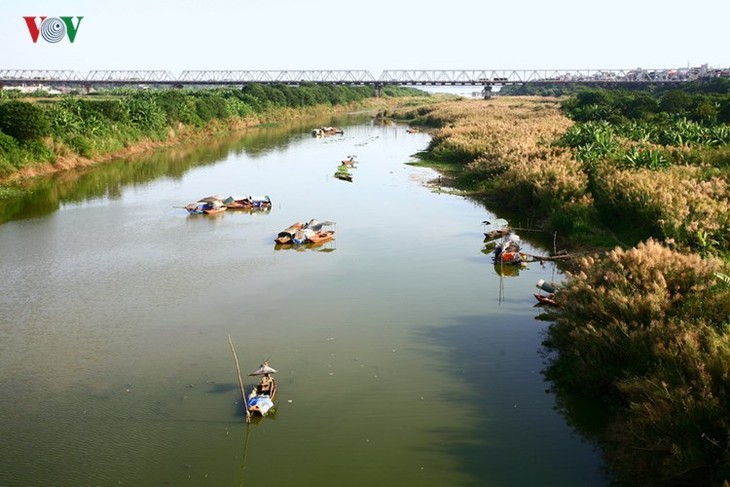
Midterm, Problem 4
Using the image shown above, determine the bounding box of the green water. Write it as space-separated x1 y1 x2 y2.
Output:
0 117 608 486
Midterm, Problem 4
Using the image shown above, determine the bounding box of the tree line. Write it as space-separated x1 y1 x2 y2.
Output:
0 83 423 179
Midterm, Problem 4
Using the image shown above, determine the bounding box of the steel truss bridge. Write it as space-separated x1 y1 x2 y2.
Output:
1 67 728 96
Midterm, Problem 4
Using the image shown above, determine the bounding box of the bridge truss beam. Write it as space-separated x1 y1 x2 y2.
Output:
0 67 727 88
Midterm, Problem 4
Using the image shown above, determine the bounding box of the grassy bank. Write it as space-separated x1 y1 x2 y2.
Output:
393 92 730 486
0 84 424 190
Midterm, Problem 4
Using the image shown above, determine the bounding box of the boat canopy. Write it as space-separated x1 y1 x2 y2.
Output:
249 363 277 375
483 218 509 228
198 195 224 203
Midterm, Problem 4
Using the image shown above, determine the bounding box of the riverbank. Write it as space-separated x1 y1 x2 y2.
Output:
0 84 429 193
0 98 398 190
392 94 730 486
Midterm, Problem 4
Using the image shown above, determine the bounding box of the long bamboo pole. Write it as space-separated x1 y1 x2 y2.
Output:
228 335 251 423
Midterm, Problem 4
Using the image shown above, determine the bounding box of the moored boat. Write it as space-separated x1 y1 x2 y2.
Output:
277 219 336 245
224 195 272 211
246 362 277 416
312 126 344 137
493 235 526 265
186 195 227 215
275 222 304 244
307 220 336 244
341 155 357 167
483 218 511 240
534 279 560 306
534 293 558 306
334 164 353 182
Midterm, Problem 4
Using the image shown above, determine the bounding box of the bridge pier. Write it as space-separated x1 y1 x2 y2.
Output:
373 84 382 98
482 85 493 99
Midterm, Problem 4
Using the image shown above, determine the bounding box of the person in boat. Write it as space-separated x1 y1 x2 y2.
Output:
259 373 273 395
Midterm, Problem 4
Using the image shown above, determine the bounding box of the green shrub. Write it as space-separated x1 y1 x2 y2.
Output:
0 100 51 141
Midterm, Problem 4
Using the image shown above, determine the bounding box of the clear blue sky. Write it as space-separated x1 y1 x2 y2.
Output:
2 0 728 77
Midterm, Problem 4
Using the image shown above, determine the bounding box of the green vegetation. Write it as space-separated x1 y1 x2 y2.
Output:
0 84 424 183
392 86 730 486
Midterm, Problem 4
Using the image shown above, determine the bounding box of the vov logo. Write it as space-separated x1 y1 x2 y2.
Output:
23 16 84 43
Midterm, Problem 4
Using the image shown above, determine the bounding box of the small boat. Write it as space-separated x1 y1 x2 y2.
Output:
534 279 559 306
334 165 353 182
290 219 335 244
275 222 304 244
247 362 277 417
312 126 344 137
307 221 336 244
406 128 419 134
341 155 357 167
223 195 272 211
493 235 525 265
483 218 511 240
534 293 558 306
203 202 227 215
186 195 227 215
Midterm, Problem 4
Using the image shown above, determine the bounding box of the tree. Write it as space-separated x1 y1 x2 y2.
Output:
0 100 51 141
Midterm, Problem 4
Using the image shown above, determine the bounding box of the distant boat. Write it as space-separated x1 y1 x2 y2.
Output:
312 126 344 137
334 165 353 182
534 293 558 306
483 218 510 240
341 155 357 167
292 220 336 245
307 221 336 244
185 195 226 215
534 279 559 306
246 362 277 417
275 222 304 244
493 234 525 265
223 195 272 211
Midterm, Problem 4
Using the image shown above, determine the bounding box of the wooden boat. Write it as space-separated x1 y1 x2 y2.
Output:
312 126 344 137
203 204 226 215
341 155 357 167
307 221 336 244
275 222 304 244
493 236 525 265
483 218 510 240
534 293 558 306
224 195 272 211
484 227 511 240
290 219 335 244
246 362 277 417
334 165 353 182
308 230 335 244
186 195 226 215
534 279 559 306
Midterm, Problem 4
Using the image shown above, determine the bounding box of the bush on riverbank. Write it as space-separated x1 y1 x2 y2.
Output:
393 92 730 485
0 84 420 182
397 90 730 254
397 97 607 242
542 240 730 486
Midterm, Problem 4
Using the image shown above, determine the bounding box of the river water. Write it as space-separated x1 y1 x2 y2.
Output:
0 116 608 486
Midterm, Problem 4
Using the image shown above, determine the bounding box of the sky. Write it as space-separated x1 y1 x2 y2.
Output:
1 0 728 79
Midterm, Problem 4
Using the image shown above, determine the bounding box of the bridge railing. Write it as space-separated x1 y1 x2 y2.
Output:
0 69 84 81
85 70 176 82
177 70 377 84
0 67 728 86
376 68 719 84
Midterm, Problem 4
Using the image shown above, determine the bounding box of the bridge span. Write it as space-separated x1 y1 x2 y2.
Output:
1 66 728 97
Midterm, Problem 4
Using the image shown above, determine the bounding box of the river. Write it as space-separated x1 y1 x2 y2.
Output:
0 115 608 486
